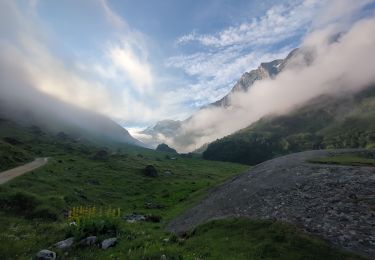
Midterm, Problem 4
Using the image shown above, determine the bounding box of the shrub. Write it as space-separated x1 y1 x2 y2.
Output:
0 191 41 213
0 191 61 220
29 205 59 221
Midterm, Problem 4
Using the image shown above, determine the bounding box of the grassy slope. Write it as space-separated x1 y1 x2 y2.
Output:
203 86 375 165
308 152 375 166
0 120 365 259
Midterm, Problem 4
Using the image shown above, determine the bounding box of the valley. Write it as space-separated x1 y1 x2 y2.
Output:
1 2 375 259
0 118 369 259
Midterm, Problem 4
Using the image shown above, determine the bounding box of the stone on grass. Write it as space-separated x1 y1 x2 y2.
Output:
36 249 56 260
101 237 117 249
124 214 146 223
79 236 97 246
54 237 74 249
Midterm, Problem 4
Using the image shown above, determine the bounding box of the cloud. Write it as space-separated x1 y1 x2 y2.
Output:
177 0 322 48
166 0 323 110
162 14 375 152
107 42 153 93
98 0 126 29
0 0 176 128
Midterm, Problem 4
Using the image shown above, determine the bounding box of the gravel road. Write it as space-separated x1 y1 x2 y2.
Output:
0 158 49 185
167 149 375 258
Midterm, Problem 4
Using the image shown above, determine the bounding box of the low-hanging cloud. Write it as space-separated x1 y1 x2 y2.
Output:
162 15 375 152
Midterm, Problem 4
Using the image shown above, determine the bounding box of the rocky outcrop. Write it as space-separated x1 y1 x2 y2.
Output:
54 237 74 249
167 149 375 258
101 237 117 249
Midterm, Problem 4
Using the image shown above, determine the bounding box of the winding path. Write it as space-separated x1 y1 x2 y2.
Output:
0 158 49 185
167 149 375 258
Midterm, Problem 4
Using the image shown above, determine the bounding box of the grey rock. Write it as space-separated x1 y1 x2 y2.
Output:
167 149 375 258
36 249 56 260
54 237 74 249
160 254 167 260
124 214 146 223
79 236 97 246
101 237 117 249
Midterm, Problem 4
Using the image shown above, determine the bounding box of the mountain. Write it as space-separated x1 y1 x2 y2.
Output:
140 48 309 149
155 143 177 153
203 85 375 165
0 85 143 148
141 119 182 138
138 119 182 148
211 49 304 107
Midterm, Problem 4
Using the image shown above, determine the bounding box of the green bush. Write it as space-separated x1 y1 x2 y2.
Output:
0 191 41 213
29 205 59 221
0 191 61 220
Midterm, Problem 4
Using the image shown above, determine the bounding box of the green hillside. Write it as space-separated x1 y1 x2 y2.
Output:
203 86 375 165
0 118 364 259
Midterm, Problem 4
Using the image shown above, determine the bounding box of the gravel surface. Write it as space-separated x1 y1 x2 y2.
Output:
0 158 48 184
167 149 375 258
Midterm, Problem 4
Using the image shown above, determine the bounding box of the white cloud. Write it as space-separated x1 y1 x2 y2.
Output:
0 0 169 128
166 0 324 110
98 0 126 29
107 42 154 93
177 0 322 48
165 15 375 152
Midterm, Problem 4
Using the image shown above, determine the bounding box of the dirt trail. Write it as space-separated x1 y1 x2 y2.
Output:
0 158 49 184
167 149 375 258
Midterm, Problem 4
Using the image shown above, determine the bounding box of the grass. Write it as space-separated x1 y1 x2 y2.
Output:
308 152 375 166
0 119 368 259
179 219 366 260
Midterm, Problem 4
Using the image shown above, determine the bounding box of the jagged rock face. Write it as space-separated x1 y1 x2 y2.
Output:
212 49 299 108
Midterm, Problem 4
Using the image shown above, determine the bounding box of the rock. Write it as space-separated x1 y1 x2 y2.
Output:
163 171 173 176
79 236 97 246
54 237 74 249
101 237 117 249
36 249 56 260
145 202 165 209
144 165 158 177
160 254 167 260
124 214 146 223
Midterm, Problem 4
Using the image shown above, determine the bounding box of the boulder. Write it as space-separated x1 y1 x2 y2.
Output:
54 237 74 249
79 236 97 246
36 249 56 260
144 165 158 177
101 237 117 249
124 214 146 223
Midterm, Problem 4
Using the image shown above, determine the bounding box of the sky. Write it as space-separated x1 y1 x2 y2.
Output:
1 0 374 136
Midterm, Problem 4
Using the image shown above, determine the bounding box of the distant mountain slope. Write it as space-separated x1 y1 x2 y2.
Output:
139 48 309 148
203 86 375 165
0 85 143 148
211 49 306 107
